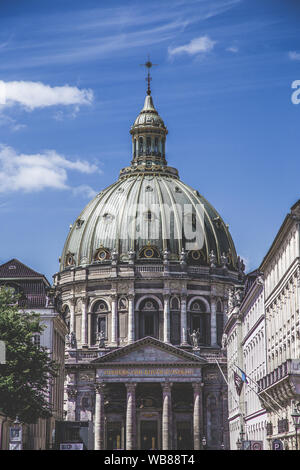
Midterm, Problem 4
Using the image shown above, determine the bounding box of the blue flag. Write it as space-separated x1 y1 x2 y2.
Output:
236 366 248 383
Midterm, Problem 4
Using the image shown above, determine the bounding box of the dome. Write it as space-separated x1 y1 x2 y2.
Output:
60 90 238 272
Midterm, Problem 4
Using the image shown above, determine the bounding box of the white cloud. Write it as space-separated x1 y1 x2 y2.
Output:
0 80 93 110
289 51 300 61
73 184 98 199
0 144 99 195
168 35 216 57
226 46 239 53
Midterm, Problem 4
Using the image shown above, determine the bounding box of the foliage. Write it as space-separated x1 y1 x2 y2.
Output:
0 287 58 423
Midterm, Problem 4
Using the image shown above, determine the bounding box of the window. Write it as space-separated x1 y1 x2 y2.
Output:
139 137 144 155
146 137 151 154
139 299 159 339
189 300 210 345
92 300 109 344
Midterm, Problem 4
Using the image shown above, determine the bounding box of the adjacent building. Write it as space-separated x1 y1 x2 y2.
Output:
225 200 300 450
0 258 67 450
54 76 246 450
257 200 300 450
225 270 267 449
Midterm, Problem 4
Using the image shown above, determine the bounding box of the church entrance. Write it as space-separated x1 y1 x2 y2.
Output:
140 420 158 450
176 421 193 450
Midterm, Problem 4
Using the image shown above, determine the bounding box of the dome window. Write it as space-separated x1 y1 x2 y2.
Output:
95 247 110 261
145 185 153 192
103 213 114 223
139 137 144 155
139 244 160 259
66 252 75 267
175 186 182 193
76 219 84 229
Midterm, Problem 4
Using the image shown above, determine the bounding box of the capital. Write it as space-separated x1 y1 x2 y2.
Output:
95 383 106 394
125 383 137 393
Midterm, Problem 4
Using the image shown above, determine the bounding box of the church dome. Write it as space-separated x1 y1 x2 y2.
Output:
60 86 238 272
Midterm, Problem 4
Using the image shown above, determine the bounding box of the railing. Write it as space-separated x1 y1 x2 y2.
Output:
257 359 299 390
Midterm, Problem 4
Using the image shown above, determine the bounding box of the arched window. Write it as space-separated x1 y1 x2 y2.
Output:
146 137 151 154
162 139 165 156
170 297 180 345
154 137 158 153
133 139 137 157
188 299 210 346
92 300 109 344
139 137 144 155
139 299 159 339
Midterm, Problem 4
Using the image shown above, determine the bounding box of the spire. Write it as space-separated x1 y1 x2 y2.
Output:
140 58 157 96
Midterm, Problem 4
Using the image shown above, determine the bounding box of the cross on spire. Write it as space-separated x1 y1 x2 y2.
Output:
140 57 157 95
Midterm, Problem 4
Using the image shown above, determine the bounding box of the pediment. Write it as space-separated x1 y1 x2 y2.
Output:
92 337 206 364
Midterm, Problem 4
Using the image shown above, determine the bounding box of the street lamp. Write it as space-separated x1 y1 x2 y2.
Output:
202 436 207 450
236 437 242 450
291 405 300 451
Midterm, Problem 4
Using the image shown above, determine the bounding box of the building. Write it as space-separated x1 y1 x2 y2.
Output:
0 258 67 450
54 70 246 450
224 270 267 450
225 200 300 450
257 200 300 450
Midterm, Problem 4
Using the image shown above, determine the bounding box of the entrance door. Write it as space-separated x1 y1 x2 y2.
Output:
107 422 122 450
176 422 192 450
140 421 158 450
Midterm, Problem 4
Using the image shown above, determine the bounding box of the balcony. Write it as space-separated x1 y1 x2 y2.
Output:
257 359 300 409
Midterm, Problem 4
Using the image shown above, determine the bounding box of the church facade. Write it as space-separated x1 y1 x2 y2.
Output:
54 70 245 450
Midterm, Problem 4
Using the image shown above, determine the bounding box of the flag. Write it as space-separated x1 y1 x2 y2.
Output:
233 371 244 396
236 366 249 384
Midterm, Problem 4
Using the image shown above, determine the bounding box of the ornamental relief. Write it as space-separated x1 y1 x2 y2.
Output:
79 371 95 383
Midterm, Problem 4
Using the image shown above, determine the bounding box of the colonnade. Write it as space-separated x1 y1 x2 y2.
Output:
68 295 219 347
94 381 203 450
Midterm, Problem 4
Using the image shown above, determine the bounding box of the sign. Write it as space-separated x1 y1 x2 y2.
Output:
272 439 283 450
9 427 22 442
251 441 263 450
0 340 5 364
60 443 84 450
97 367 201 379
9 442 22 450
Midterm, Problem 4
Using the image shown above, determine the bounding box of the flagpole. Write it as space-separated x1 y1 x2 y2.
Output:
230 365 281 418
215 359 242 410
233 363 284 412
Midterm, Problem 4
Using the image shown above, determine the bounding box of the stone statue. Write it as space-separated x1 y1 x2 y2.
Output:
128 248 135 265
65 332 71 348
97 330 105 348
189 329 200 349
163 249 170 263
180 248 187 265
70 331 77 349
209 250 216 268
221 333 228 350
237 256 245 274
221 252 228 268
111 249 119 265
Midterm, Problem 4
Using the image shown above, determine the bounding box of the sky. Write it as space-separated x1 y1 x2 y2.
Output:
0 0 300 281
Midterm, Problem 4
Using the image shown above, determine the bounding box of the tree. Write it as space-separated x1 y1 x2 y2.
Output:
0 286 58 423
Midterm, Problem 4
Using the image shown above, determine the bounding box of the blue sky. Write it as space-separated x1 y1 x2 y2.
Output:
0 0 300 281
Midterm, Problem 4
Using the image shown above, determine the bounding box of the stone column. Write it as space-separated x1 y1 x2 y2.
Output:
66 387 77 421
128 295 135 344
193 382 203 450
180 294 188 345
81 299 88 346
163 294 170 343
161 382 172 450
111 295 118 346
125 383 137 450
70 299 76 334
210 296 217 346
94 384 106 450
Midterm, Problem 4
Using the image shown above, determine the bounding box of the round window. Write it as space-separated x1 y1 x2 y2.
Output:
144 248 154 258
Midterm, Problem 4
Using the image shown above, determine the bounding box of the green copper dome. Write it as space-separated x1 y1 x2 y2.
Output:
60 92 238 272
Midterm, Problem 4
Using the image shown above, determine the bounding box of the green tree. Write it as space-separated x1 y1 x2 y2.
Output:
0 286 58 423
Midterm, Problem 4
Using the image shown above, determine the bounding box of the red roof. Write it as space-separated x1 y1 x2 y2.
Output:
0 259 45 279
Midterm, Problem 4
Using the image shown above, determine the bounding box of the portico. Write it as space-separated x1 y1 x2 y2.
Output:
92 337 205 450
